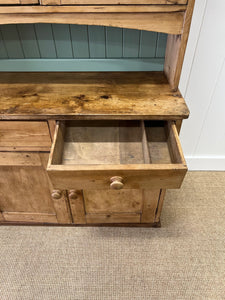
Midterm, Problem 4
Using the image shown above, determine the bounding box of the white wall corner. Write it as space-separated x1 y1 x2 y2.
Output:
186 156 225 171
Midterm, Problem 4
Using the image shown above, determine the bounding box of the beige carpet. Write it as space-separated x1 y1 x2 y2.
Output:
0 172 225 300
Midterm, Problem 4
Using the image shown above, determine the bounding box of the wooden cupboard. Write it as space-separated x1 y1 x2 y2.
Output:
0 0 195 226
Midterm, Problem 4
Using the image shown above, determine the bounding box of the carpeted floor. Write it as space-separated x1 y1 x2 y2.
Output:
0 172 225 300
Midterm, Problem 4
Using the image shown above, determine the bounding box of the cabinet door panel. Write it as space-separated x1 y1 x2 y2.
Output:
84 189 142 214
69 189 161 225
0 152 71 223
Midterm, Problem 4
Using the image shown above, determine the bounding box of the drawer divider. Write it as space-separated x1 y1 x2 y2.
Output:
141 120 151 164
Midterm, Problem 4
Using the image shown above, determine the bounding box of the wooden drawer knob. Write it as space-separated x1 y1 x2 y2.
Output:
51 190 62 199
69 190 78 200
110 176 124 190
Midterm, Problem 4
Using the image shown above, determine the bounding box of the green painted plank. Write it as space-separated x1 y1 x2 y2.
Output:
0 29 8 59
0 25 24 58
17 24 40 59
88 26 106 58
70 25 89 58
106 27 122 58
0 59 164 72
34 24 56 58
156 33 167 58
52 24 73 58
139 31 158 58
123 29 140 58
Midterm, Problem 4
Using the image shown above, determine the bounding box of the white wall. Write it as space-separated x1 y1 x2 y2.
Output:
179 0 225 170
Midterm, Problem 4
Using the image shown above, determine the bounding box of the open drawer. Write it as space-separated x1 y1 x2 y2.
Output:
47 120 187 190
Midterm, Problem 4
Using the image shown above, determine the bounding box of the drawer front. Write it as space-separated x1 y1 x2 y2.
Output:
41 0 187 5
0 121 52 151
48 168 186 190
47 120 187 190
0 0 39 4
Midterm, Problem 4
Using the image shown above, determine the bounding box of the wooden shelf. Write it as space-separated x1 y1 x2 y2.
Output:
0 72 189 120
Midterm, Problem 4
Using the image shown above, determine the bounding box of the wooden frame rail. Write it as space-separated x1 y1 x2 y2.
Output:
0 6 186 34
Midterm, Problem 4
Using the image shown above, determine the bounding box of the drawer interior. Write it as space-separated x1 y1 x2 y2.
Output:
51 120 184 166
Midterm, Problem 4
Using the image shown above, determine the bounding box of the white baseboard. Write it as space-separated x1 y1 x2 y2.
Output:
185 156 225 171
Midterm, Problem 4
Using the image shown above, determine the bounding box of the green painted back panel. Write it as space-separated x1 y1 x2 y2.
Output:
0 24 167 71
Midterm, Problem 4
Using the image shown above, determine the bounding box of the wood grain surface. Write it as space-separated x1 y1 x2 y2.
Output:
41 0 187 4
0 7 185 34
0 72 189 120
0 121 52 151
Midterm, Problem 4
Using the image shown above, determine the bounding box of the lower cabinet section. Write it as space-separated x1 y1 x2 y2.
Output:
0 152 72 224
0 152 165 226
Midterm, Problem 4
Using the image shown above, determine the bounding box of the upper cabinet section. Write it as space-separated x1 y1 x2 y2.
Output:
40 0 187 4
0 0 39 4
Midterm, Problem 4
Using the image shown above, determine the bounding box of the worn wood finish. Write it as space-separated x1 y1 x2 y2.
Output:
0 211 4 222
176 119 183 134
0 0 39 3
3 212 57 223
0 121 52 151
68 190 86 224
0 152 71 224
48 120 56 142
141 120 151 164
146 121 172 164
86 213 141 224
0 221 161 227
0 0 194 226
154 189 166 222
41 154 72 223
0 0 20 3
0 151 42 166
62 120 145 165
0 12 184 34
166 121 186 165
51 189 72 223
141 189 160 223
84 189 142 214
0 153 56 219
41 0 187 4
48 120 187 190
164 0 195 90
48 165 187 190
0 5 187 13
0 72 189 120
20 0 39 3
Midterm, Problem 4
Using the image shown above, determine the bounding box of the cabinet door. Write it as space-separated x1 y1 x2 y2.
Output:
0 0 39 4
0 152 71 224
68 189 162 225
